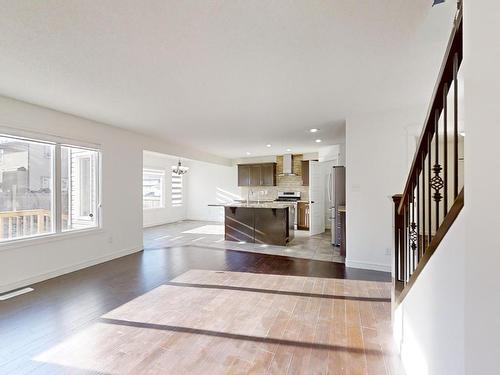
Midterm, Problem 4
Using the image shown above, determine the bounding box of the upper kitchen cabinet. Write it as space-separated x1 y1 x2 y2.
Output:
301 160 309 186
249 165 262 186
237 163 276 186
238 164 251 186
260 163 276 186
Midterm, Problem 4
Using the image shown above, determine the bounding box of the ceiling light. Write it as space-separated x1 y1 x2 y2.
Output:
246 152 251 156
315 139 322 143
266 144 272 148
309 128 319 133
286 148 292 152
172 160 189 175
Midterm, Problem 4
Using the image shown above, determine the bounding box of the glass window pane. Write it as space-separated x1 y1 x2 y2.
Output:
143 170 164 209
61 146 99 231
0 136 54 241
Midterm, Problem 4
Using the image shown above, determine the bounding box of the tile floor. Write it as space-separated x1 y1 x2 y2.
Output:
144 220 345 263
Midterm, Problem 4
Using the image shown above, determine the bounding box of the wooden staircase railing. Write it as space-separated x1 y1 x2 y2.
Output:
393 8 464 305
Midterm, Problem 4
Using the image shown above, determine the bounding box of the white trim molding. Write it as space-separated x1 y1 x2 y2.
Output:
0 246 143 294
345 259 391 273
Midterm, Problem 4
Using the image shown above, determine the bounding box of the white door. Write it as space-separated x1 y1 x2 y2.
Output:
309 160 325 236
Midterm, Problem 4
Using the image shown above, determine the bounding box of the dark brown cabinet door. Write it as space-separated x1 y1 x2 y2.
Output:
261 164 276 186
254 207 288 245
238 165 250 186
249 165 261 186
238 163 276 186
297 202 310 230
301 160 309 186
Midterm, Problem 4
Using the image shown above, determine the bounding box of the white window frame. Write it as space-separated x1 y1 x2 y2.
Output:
0 130 102 246
143 169 165 210
60 145 100 232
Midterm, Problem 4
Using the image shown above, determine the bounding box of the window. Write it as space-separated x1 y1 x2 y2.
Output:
171 172 183 207
0 134 100 242
0 136 54 240
61 146 99 231
143 169 164 209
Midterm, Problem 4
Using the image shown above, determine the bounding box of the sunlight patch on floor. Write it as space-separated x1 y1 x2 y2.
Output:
33 269 397 374
182 224 224 235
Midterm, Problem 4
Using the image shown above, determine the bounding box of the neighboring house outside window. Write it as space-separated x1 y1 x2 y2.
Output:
0 134 101 242
143 169 164 209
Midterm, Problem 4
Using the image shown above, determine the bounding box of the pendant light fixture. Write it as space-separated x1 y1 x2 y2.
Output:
172 159 189 175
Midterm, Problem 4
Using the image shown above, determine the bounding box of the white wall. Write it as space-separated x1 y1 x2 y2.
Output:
464 2 500 373
142 151 187 227
345 109 421 272
0 95 230 293
318 144 345 165
0 96 142 293
393 213 465 375
186 160 240 222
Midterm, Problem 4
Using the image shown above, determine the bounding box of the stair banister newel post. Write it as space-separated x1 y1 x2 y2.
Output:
392 195 404 290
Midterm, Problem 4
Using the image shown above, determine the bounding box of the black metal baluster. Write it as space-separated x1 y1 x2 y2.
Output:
422 155 426 255
428 133 432 245
407 202 411 278
417 174 420 263
443 82 449 214
453 53 459 198
432 110 443 232
402 204 407 283
410 183 417 273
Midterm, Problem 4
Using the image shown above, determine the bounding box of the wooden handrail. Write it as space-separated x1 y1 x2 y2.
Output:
398 9 463 214
393 8 464 304
0 209 51 218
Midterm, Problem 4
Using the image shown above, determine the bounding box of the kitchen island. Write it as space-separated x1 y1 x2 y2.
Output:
224 202 295 246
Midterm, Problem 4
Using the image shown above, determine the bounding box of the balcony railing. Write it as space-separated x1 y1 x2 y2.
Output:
0 209 52 240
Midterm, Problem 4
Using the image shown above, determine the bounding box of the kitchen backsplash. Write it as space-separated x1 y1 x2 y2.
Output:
239 154 310 201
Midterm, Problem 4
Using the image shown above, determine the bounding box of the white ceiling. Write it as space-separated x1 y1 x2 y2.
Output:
0 1 456 159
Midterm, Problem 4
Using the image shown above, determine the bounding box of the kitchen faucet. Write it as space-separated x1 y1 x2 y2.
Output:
247 188 254 205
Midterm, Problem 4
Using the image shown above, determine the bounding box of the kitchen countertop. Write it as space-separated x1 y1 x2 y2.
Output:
220 202 295 209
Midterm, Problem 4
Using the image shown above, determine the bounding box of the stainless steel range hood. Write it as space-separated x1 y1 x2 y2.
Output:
279 154 296 176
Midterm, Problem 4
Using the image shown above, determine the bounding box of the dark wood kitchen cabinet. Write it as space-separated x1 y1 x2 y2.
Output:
260 164 275 186
249 165 262 186
297 201 310 230
301 160 309 186
238 165 251 186
237 163 276 186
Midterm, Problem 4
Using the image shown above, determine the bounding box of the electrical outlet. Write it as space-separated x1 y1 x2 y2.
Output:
385 248 391 256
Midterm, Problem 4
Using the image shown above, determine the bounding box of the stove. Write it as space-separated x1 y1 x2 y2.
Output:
275 192 301 229
274 191 301 202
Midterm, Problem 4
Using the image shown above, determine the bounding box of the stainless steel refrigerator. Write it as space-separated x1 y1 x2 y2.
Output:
328 166 346 246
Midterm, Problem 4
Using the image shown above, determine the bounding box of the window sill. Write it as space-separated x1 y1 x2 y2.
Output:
0 227 104 251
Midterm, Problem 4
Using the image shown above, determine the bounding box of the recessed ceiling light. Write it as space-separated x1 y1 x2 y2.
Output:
266 144 272 148
246 152 251 156
315 139 322 143
286 148 292 152
309 128 319 133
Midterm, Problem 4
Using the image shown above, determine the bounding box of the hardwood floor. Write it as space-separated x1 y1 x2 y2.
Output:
144 221 345 263
0 233 399 374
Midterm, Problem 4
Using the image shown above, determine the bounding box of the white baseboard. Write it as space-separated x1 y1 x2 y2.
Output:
0 246 143 294
345 259 391 273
